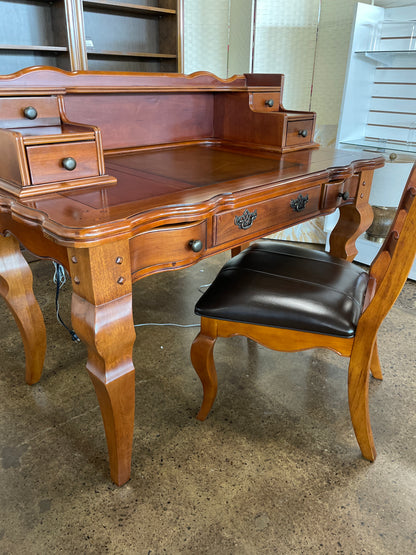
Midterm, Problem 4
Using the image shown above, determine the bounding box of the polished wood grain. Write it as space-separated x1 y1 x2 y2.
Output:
191 163 416 463
0 68 386 485
7 145 384 246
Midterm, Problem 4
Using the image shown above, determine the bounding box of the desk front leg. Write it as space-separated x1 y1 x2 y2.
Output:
329 170 374 261
68 240 136 486
0 234 46 384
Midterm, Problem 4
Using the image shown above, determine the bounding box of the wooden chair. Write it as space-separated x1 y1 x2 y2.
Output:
191 163 416 461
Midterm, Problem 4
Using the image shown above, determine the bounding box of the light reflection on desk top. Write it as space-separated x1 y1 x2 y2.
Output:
6 145 384 238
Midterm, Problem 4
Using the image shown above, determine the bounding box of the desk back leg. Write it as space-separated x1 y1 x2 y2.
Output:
0 234 46 384
68 241 136 486
329 170 374 261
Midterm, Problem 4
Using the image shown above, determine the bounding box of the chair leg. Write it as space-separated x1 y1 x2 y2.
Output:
370 339 383 380
191 318 218 421
347 346 376 461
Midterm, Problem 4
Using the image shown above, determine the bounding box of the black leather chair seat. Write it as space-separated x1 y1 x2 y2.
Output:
195 240 370 338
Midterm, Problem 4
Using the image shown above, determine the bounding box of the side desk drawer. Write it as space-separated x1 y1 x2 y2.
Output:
322 176 359 209
286 119 314 146
130 220 207 278
213 185 322 246
26 141 99 185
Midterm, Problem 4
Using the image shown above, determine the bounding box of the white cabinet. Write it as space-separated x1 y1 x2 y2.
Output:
334 2 416 279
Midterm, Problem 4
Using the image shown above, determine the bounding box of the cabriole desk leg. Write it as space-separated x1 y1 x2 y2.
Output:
329 170 375 261
0 234 46 384
68 240 136 486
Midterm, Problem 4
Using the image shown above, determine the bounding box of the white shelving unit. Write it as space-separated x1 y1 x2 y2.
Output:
333 1 416 279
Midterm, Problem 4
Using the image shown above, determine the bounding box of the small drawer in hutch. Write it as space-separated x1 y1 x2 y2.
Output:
26 141 100 185
286 119 315 147
249 92 281 112
213 185 322 246
0 96 60 128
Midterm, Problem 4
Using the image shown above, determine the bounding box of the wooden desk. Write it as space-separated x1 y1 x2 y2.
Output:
0 68 384 485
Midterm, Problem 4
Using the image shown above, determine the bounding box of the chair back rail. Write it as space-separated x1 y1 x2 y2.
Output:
363 163 416 332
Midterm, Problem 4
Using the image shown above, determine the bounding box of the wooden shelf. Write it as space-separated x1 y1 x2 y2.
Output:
0 45 68 53
356 50 416 53
87 50 177 59
340 138 416 155
83 1 176 16
0 0 182 73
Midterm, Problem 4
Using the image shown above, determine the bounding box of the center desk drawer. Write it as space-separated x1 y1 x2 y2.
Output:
213 185 321 246
26 141 99 185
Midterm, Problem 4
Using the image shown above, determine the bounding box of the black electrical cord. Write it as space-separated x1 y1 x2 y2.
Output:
53 264 210 340
54 263 80 342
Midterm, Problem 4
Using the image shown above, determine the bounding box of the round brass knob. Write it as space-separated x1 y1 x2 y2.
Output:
338 191 350 201
389 152 397 161
62 157 77 171
264 99 274 107
23 106 38 120
189 239 203 252
298 129 308 137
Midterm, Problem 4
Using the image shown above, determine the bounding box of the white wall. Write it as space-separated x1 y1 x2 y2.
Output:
252 0 320 110
183 0 230 77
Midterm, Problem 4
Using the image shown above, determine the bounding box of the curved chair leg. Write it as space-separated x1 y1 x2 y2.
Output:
191 318 218 421
348 345 376 461
0 235 46 384
370 339 383 380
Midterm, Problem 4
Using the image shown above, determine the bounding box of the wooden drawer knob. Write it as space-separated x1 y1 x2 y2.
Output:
189 239 203 252
23 106 38 120
62 157 77 171
338 191 350 201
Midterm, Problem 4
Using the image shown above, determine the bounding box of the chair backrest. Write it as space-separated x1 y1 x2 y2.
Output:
362 162 416 331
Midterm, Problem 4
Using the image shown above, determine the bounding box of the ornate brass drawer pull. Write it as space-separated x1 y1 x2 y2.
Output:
234 208 257 230
290 193 309 212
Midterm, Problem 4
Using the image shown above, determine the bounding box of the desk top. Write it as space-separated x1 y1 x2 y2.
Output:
0 144 384 246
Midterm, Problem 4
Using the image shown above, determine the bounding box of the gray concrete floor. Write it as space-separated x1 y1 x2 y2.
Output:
0 250 415 554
